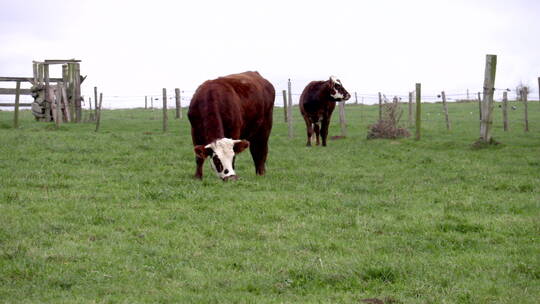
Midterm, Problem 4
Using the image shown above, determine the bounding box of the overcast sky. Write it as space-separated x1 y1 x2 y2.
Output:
1 0 539 107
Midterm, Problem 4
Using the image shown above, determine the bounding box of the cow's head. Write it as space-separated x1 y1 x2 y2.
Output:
194 138 250 181
329 76 351 101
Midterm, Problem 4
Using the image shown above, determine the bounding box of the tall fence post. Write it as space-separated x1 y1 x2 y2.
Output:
378 92 382 121
479 54 497 143
74 63 82 123
408 91 413 127
477 92 482 128
94 86 98 120
175 88 182 119
162 88 168 132
415 83 421 140
13 81 21 129
354 92 358 105
360 97 364 121
44 64 51 122
502 91 508 131
523 87 529 132
441 91 451 130
339 101 347 136
61 85 70 122
68 63 77 122
287 79 293 138
32 62 38 84
38 63 44 83
62 65 71 121
55 84 62 128
282 90 288 123
537 76 540 103
95 92 103 132
145 96 148 109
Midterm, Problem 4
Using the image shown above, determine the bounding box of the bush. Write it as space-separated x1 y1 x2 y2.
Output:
367 102 410 139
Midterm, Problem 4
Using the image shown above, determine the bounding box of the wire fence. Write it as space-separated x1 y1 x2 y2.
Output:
1 87 539 122
3 87 525 110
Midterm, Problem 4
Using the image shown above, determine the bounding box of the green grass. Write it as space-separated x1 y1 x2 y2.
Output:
1 101 539 303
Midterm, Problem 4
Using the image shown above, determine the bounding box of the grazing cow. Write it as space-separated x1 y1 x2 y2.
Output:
188 71 275 181
299 76 351 146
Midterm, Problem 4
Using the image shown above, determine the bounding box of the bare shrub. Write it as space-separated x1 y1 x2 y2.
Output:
367 102 410 139
516 82 530 101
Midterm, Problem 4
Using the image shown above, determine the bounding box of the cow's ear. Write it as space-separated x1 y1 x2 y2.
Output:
233 140 250 154
194 145 212 159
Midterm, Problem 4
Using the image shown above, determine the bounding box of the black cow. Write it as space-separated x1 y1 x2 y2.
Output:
299 76 351 146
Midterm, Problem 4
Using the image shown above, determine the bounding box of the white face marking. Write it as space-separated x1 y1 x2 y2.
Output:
330 76 344 99
205 138 240 179
331 90 344 99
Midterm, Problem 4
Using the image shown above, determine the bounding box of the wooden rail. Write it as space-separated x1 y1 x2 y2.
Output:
0 88 32 95
0 103 32 107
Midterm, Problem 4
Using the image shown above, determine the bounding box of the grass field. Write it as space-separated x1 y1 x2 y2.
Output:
1 101 539 303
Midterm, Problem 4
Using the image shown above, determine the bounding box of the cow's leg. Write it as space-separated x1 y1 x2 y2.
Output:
303 116 313 146
321 118 330 147
194 156 205 179
314 123 320 146
249 138 269 176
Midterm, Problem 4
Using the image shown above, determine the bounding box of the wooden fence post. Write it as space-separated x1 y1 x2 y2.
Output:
523 87 529 132
354 92 358 105
94 86 98 120
73 63 81 123
360 97 364 121
32 62 38 84
339 101 347 136
441 91 451 130
287 79 293 138
62 64 73 122
61 85 70 122
477 92 482 128
44 64 51 121
537 77 540 103
13 81 21 129
479 54 497 143
37 63 44 83
162 88 168 132
538 77 540 102
175 88 181 119
145 96 148 109
502 91 508 131
55 84 62 128
378 92 382 121
95 92 103 132
415 83 421 140
408 91 413 127
282 90 288 123
67 63 75 121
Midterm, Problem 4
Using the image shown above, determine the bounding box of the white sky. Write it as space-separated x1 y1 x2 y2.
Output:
1 0 539 106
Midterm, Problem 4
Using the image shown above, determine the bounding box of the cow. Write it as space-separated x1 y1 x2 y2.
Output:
299 76 351 146
187 71 275 181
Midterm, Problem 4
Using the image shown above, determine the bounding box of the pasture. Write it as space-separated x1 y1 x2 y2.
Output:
1 101 539 303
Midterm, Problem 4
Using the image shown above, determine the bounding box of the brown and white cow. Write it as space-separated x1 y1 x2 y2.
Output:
299 76 351 146
187 71 275 181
